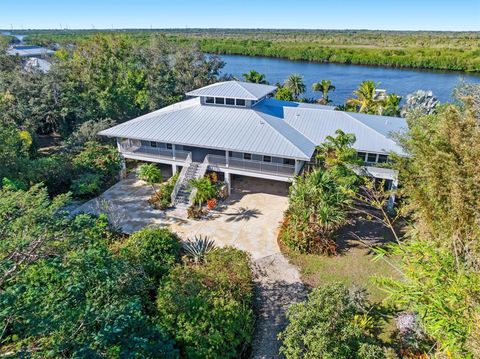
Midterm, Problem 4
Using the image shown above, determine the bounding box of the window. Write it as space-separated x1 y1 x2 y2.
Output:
236 99 246 107
367 153 377 163
225 98 235 105
205 97 214 104
243 153 252 160
283 158 295 166
166 143 173 150
377 154 388 163
150 141 157 148
215 97 225 105
263 156 272 163
357 152 366 161
228 151 233 157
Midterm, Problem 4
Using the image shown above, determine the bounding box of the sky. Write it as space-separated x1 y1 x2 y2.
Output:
0 0 479 31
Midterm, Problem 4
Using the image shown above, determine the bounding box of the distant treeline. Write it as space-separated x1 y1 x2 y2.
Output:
19 29 480 72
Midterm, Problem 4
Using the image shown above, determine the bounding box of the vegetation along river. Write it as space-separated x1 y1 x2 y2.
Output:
219 54 480 104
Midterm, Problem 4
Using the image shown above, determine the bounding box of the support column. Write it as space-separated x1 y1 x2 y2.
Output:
224 171 231 196
172 144 176 161
225 150 229 167
119 155 127 180
172 164 178 175
294 160 303 175
387 177 398 213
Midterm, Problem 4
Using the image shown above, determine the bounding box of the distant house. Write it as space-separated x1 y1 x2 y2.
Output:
100 81 406 206
6 45 54 58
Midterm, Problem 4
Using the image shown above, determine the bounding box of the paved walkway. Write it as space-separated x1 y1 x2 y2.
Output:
74 175 305 358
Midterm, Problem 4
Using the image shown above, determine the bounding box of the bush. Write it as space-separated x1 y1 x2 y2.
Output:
120 227 181 284
70 172 103 198
156 247 254 358
73 141 121 182
279 282 388 359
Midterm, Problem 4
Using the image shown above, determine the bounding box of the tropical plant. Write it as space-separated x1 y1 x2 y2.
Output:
382 93 402 117
347 80 383 114
188 177 217 209
281 169 351 254
156 247 253 358
138 163 163 196
183 235 216 264
274 86 295 101
284 73 306 99
279 282 388 359
312 79 336 104
242 69 268 84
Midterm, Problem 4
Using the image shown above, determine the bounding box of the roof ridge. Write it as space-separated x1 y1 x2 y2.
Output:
255 111 314 158
342 111 402 147
235 81 257 99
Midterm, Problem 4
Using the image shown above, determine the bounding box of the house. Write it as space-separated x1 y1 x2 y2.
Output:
99 81 407 206
6 45 55 58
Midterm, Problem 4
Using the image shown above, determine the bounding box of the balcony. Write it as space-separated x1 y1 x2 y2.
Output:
206 154 296 178
119 142 191 162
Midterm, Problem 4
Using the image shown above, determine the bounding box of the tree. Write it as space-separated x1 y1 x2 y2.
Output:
279 283 388 359
242 70 268 84
347 80 382 114
156 247 253 359
284 74 306 99
274 86 295 101
120 227 181 285
377 103 480 357
382 93 402 117
281 169 351 254
138 163 163 196
312 79 335 104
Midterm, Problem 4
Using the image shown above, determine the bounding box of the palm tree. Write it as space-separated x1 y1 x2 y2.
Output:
242 70 268 84
188 177 217 209
312 80 336 104
382 93 402 117
284 74 306 99
346 80 381 114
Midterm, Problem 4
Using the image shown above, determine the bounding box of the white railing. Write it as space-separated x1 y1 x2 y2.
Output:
205 154 295 177
119 141 191 162
170 152 192 205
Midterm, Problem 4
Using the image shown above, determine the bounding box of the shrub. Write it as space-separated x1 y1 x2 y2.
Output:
279 282 388 359
73 141 121 182
207 198 217 209
120 227 181 284
156 247 254 358
70 172 103 198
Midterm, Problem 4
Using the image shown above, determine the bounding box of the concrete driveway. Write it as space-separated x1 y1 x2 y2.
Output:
74 174 289 259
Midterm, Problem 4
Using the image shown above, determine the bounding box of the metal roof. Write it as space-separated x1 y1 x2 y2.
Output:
100 88 408 160
100 98 314 160
185 81 277 100
282 107 407 155
6 45 54 57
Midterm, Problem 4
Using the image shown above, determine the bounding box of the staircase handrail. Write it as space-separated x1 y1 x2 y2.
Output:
170 152 192 205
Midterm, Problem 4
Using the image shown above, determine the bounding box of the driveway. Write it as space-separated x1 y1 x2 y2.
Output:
74 174 305 358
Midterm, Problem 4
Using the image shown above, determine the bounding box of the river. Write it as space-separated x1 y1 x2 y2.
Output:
219 54 480 104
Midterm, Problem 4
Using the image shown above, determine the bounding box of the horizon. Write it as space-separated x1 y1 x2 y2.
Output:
1 0 479 31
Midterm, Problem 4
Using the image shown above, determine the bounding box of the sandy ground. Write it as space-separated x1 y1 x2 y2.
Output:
73 174 305 358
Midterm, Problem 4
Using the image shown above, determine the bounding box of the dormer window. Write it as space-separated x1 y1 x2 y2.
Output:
225 98 235 105
236 99 246 107
206 97 214 104
215 97 225 105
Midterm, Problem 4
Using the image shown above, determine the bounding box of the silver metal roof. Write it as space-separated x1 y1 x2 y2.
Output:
100 89 408 159
281 107 407 155
185 81 277 100
6 45 54 57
